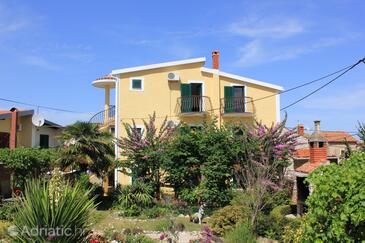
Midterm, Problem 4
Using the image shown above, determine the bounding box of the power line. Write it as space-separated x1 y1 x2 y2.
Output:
0 97 92 114
281 57 365 110
119 58 364 120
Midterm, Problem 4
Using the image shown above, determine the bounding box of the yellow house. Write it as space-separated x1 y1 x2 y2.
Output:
0 108 63 198
91 51 283 185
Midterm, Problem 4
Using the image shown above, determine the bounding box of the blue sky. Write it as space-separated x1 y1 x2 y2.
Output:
0 0 364 132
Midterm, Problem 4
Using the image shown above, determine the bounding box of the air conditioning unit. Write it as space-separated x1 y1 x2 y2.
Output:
167 72 180 81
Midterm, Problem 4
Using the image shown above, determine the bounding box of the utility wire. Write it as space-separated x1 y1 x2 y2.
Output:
281 57 365 110
0 97 92 114
119 58 364 120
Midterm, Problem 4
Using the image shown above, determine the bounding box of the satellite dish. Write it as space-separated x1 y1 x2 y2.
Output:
32 114 45 127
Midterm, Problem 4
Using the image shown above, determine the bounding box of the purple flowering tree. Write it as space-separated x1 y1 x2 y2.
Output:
116 112 177 199
233 117 297 224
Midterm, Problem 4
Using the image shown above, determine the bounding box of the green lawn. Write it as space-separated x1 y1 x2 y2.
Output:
90 210 206 232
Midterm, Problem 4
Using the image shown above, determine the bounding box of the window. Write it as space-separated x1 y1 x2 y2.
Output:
133 125 144 136
130 78 144 91
319 142 324 148
224 85 246 113
39 134 49 148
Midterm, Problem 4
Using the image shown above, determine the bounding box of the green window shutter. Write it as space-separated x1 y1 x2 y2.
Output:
180 84 192 112
224 86 234 113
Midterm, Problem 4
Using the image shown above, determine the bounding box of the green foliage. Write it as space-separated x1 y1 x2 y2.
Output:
58 121 115 175
282 220 303 243
0 200 17 221
358 122 365 151
117 180 154 208
302 152 365 242
209 205 250 236
141 205 171 219
224 223 256 243
0 147 57 188
124 234 155 243
263 205 298 240
116 180 154 217
0 220 11 239
11 179 95 242
117 113 177 199
164 122 235 208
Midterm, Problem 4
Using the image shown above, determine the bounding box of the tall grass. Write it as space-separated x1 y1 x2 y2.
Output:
224 223 256 243
11 180 95 242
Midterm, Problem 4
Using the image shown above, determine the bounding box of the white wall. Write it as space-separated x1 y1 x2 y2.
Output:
32 125 62 148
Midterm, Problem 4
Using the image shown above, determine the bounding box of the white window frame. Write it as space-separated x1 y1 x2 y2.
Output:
130 77 144 91
188 80 205 111
134 125 144 135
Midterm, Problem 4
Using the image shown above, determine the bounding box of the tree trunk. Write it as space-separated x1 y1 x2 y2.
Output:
103 175 109 196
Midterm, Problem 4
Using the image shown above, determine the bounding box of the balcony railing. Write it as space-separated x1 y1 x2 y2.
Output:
220 97 254 115
176 96 212 115
89 105 115 126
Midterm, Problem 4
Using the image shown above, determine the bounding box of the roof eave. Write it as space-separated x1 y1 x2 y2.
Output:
201 67 284 91
112 57 206 75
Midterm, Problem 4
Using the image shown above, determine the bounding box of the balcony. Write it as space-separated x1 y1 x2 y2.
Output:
220 97 254 117
89 105 115 128
176 96 212 117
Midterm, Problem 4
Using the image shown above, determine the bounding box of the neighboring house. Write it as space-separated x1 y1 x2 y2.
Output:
289 120 358 215
90 51 283 185
0 108 63 198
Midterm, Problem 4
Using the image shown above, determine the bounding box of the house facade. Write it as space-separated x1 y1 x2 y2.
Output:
289 120 358 215
91 51 283 185
0 108 62 198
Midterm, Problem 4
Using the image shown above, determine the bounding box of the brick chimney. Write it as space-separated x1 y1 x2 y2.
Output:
309 120 327 164
212 50 220 69
297 124 305 136
9 108 18 149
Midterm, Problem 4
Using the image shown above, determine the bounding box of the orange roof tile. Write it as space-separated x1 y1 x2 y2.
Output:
295 161 326 174
294 149 310 158
95 74 116 81
320 131 357 143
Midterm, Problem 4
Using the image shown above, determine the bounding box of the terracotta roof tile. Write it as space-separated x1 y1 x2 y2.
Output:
294 149 310 158
319 131 357 143
95 74 116 81
295 161 326 174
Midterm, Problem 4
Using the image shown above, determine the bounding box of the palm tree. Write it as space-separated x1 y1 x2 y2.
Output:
58 121 115 196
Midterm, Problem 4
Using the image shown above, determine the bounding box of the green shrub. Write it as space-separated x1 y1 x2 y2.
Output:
253 205 299 240
0 148 57 189
11 179 95 242
0 220 10 239
302 152 365 241
270 205 291 220
0 200 17 221
225 223 256 243
209 205 249 236
141 205 171 219
282 220 303 243
119 204 142 217
117 180 154 208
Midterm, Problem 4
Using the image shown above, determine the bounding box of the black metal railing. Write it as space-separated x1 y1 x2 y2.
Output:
176 96 212 114
220 97 254 114
89 105 115 125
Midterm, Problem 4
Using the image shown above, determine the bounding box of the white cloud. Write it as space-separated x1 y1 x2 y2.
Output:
236 36 346 67
230 17 305 38
21 56 60 70
301 86 365 110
